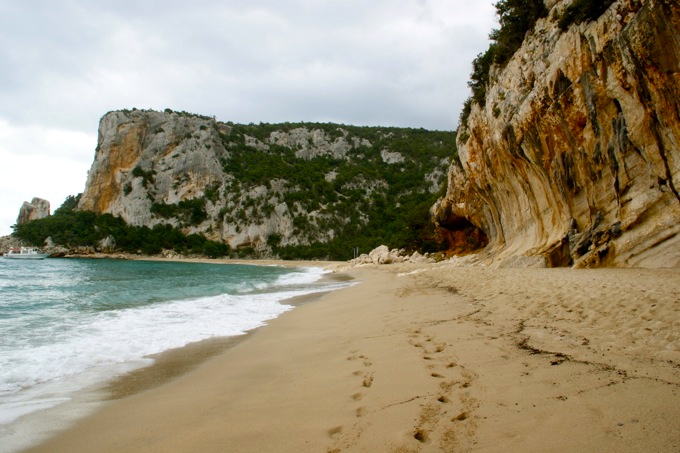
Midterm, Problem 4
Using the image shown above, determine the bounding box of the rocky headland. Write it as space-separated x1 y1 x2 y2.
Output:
75 110 451 257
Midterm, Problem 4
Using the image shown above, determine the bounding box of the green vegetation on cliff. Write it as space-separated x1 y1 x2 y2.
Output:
213 123 454 259
15 117 456 260
460 0 615 126
465 0 548 113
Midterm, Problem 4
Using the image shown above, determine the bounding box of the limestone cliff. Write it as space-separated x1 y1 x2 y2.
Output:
79 110 228 229
17 198 50 225
435 0 680 268
79 109 452 255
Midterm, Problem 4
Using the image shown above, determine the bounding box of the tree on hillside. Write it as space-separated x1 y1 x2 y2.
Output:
460 0 550 124
491 0 548 66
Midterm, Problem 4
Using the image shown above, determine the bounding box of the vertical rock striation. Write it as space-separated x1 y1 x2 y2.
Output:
435 0 680 267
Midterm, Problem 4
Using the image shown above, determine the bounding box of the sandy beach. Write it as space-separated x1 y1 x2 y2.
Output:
25 260 680 452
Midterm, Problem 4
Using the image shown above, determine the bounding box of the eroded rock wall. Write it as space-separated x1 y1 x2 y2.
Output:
435 0 680 267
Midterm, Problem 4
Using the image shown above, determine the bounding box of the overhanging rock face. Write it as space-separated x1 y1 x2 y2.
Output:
435 0 680 268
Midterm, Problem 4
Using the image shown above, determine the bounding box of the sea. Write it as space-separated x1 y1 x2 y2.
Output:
0 257 350 451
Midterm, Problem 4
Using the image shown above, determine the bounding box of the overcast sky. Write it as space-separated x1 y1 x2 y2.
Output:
0 0 497 236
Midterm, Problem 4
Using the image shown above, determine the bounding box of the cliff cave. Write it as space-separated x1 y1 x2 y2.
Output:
435 212 488 256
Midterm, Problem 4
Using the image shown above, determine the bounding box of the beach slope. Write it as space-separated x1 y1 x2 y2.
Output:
28 263 680 452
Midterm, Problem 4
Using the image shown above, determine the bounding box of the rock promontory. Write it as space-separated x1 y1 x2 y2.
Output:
78 109 452 256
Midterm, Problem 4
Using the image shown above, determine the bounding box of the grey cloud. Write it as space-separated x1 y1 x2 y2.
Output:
0 0 496 131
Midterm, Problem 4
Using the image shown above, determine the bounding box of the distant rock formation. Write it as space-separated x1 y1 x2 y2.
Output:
77 109 452 256
435 0 680 268
17 198 51 225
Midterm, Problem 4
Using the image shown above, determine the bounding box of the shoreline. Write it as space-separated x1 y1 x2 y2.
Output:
56 252 348 269
104 273 352 401
22 263 680 452
1 259 348 453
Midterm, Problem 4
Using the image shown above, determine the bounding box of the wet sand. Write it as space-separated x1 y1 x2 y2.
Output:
25 261 680 452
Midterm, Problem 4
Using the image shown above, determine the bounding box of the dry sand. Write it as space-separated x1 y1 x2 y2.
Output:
26 261 680 452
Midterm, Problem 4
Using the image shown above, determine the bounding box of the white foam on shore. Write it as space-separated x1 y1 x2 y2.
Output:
0 292 293 399
274 266 330 286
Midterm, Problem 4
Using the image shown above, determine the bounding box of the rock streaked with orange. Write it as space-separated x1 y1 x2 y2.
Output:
435 0 680 268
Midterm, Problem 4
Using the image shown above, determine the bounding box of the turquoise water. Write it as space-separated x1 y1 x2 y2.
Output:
0 258 345 431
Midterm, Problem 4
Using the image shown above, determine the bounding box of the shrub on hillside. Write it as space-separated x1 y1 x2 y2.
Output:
460 0 548 125
558 0 616 31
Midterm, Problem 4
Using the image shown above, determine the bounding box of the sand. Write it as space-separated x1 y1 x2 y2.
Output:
25 261 680 452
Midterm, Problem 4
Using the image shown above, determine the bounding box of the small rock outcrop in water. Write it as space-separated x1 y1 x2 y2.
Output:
435 0 680 268
17 198 51 225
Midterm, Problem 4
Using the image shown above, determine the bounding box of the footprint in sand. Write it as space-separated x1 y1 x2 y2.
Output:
351 354 372 368
452 412 468 422
328 426 343 439
414 428 429 443
347 351 375 420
